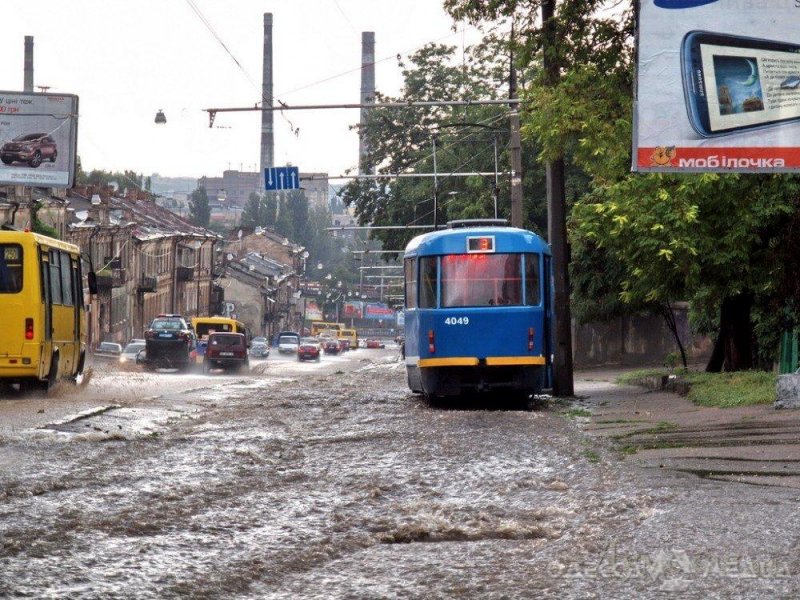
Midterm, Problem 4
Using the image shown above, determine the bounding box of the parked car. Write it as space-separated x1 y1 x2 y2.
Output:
298 337 321 361
119 341 146 364
365 339 386 349
278 333 301 354
142 314 194 370
204 332 249 372
1 133 58 168
249 339 270 358
94 341 122 360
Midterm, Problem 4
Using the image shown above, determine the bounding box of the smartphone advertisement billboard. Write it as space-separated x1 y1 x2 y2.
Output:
0 91 78 187
635 1 800 172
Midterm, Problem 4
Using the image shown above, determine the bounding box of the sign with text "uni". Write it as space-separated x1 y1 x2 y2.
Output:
264 166 299 191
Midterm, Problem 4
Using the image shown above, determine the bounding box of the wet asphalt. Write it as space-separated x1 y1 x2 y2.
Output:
0 349 797 598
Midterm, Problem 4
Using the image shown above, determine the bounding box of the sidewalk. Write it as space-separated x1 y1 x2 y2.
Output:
571 368 800 489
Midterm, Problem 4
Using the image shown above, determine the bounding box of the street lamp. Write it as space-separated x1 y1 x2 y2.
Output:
154 109 167 124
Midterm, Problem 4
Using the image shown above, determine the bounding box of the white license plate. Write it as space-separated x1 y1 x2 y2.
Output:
220 352 234 357
159 333 172 338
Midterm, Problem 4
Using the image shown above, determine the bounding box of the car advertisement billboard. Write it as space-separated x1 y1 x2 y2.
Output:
0 91 78 187
634 1 800 172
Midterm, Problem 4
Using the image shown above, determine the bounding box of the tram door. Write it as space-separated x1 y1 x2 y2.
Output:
543 255 553 389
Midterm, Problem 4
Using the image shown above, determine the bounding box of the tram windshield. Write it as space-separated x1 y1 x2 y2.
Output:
440 253 522 308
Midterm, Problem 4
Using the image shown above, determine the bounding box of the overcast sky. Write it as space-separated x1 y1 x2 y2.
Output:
1 1 480 183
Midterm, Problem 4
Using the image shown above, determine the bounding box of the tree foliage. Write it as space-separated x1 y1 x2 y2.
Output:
340 41 555 254
188 186 210 228
444 0 800 370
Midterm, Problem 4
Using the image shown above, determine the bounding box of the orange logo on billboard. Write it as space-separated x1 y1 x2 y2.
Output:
650 146 677 167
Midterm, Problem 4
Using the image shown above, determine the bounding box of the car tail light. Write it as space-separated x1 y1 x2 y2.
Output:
145 330 155 339
428 329 435 354
528 327 535 351
25 318 34 340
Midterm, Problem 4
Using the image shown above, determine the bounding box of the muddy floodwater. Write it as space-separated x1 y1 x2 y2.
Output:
1 349 798 598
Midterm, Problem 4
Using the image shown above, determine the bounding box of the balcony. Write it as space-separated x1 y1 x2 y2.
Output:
177 266 194 282
137 275 157 293
96 268 126 290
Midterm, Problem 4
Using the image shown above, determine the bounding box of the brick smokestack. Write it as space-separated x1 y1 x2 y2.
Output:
260 13 274 187
24 36 34 92
359 32 375 175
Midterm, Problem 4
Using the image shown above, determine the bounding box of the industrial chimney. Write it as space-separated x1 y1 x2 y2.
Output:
24 36 34 92
260 13 275 186
359 32 375 175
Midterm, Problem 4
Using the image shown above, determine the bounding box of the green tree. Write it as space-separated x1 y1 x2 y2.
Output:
341 41 557 255
188 186 211 228
241 192 276 229
444 0 800 370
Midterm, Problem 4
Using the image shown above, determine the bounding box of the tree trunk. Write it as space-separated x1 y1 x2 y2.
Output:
657 302 688 369
705 293 754 372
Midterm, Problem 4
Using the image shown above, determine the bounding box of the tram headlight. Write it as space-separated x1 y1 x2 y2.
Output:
428 329 435 354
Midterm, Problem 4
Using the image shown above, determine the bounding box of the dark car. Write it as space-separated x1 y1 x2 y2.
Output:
298 337 321 361
322 338 342 355
204 332 249 372
143 314 194 370
1 133 58 168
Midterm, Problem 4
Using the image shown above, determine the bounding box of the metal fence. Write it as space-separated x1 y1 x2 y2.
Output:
780 330 799 374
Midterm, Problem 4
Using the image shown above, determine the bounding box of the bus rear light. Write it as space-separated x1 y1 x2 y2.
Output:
25 318 34 340
528 327 535 351
428 329 435 354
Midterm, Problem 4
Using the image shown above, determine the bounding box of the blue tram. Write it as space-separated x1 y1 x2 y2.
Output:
402 220 553 399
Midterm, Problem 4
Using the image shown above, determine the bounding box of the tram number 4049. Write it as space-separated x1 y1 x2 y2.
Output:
443 317 470 325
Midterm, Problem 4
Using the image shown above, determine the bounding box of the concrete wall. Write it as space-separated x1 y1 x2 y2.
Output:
573 306 712 367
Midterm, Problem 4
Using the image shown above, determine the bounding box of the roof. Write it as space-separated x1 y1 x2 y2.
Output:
67 189 218 242
404 226 550 256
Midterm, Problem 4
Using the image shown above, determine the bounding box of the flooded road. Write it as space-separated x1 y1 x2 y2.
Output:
0 349 797 598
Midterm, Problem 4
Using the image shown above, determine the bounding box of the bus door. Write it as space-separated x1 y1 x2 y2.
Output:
39 248 53 378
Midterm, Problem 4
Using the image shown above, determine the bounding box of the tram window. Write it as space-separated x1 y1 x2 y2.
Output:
404 258 417 309
0 244 23 293
441 254 522 308
525 254 541 305
419 257 437 308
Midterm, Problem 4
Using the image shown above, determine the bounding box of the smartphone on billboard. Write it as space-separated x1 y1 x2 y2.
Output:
681 31 800 137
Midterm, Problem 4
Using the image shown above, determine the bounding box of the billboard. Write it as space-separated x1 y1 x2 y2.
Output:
0 91 79 187
304 300 323 321
634 1 800 172
364 303 394 320
342 301 364 319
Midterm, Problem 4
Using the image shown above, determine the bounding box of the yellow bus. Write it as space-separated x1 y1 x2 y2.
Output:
337 328 358 348
191 316 248 340
0 231 88 390
310 321 343 337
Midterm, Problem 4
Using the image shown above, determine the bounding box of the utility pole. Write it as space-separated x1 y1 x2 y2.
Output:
542 0 574 396
508 26 524 229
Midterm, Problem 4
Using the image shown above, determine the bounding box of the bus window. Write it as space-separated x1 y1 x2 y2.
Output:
0 244 23 293
441 253 522 308
60 251 74 306
49 249 63 305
